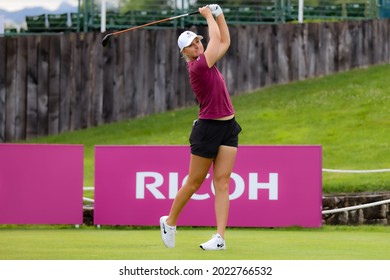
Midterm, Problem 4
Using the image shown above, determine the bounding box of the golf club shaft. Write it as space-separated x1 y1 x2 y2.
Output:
108 11 200 37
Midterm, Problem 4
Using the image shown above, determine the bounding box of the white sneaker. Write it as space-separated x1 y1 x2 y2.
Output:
200 234 226 250
160 216 176 248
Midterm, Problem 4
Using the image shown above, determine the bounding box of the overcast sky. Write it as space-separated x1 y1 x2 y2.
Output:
0 0 78 12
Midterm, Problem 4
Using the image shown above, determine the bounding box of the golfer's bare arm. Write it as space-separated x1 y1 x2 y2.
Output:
214 13 230 61
200 7 221 68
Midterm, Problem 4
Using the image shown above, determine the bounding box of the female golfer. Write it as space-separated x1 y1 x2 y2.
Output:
160 4 241 250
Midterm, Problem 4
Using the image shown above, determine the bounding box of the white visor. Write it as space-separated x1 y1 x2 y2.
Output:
177 31 203 52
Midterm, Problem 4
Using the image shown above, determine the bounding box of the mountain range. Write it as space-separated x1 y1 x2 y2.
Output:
1 2 78 28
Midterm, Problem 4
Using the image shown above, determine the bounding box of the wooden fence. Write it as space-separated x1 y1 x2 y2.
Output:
0 19 389 142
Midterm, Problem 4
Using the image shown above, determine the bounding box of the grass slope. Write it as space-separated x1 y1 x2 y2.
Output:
23 64 390 194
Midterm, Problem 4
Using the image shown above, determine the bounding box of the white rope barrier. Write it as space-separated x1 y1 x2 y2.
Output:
82 170 390 214
322 198 390 214
83 197 94 203
322 168 390 173
321 168 390 214
83 188 95 205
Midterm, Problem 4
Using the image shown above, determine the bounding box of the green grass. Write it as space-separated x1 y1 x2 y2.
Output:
22 64 390 194
1 226 390 260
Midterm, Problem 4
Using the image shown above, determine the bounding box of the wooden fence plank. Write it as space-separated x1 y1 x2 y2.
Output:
247 25 261 90
15 36 27 141
250 25 263 90
5 38 17 142
268 24 278 85
289 23 305 81
237 26 250 94
48 35 60 135
70 33 82 131
90 32 103 126
247 25 260 91
0 38 6 142
134 30 147 117
80 33 90 129
0 37 7 143
37 36 50 137
384 20 390 62
275 24 289 85
385 20 390 62
165 29 179 110
123 31 137 118
305 23 319 78
171 30 181 109
114 33 125 121
255 24 269 88
319 22 338 76
146 30 157 115
362 20 373 66
349 21 363 69
376 20 387 64
337 22 350 72
102 34 115 123
377 20 390 63
26 36 38 140
59 34 72 133
154 29 168 114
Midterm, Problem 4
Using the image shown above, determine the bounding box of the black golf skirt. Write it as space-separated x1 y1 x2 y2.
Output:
189 117 242 159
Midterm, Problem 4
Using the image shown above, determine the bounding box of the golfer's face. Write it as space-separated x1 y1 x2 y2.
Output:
183 38 203 59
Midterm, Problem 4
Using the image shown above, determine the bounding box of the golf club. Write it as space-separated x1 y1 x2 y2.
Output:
102 10 200 47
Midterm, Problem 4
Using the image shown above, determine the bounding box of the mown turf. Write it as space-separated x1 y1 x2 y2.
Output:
1 226 390 260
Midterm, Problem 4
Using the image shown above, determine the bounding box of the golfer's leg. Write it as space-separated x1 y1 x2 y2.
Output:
166 154 213 226
213 145 238 239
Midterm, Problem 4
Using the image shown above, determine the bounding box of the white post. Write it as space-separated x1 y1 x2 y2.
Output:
0 14 5 36
298 0 304 23
101 0 106 33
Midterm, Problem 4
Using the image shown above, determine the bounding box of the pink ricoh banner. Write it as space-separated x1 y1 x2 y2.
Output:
95 145 322 227
0 144 84 224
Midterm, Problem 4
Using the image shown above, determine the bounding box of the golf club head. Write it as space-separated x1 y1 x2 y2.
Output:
101 34 112 47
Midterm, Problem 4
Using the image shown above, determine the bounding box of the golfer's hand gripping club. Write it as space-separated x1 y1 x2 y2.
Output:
208 4 223 17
